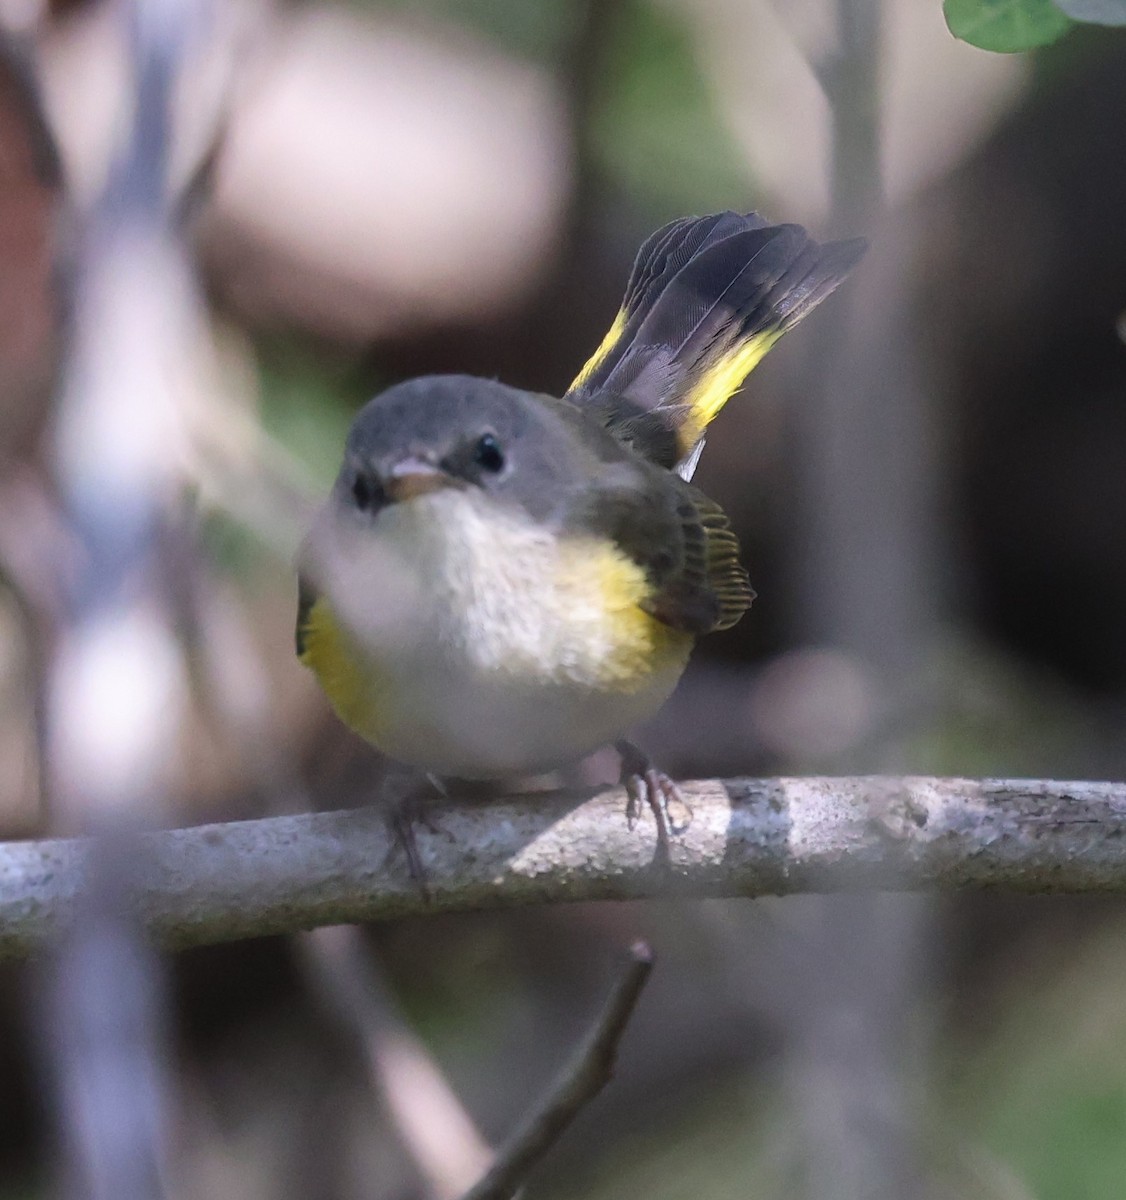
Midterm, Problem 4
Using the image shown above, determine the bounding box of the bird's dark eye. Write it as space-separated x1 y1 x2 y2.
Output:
473 433 505 473
351 474 379 511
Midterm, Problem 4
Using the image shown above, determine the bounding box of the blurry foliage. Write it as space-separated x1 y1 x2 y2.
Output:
0 1184 36 1200
944 0 1126 51
587 0 753 221
364 0 752 219
541 1077 787 1200
366 0 581 63
197 506 274 579
197 339 367 579
1000 1086 1126 1200
897 640 1093 779
950 917 1126 1199
381 920 531 1053
257 338 373 488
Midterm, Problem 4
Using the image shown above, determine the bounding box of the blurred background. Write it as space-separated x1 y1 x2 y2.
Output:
1 0 1126 1197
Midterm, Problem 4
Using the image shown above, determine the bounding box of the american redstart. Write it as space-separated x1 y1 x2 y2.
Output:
296 212 865 831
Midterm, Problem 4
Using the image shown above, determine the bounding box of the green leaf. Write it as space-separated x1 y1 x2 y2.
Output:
943 0 1076 50
1052 0 1126 24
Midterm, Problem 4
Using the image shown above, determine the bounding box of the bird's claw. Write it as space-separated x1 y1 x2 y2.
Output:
617 741 693 848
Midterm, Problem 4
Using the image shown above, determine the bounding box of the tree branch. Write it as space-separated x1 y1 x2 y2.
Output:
299 924 493 1199
3 776 1126 960
458 940 653 1200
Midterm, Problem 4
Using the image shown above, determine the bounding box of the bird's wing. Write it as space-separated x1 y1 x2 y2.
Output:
568 471 754 636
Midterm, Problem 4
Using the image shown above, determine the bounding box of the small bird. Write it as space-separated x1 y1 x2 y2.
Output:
297 212 865 833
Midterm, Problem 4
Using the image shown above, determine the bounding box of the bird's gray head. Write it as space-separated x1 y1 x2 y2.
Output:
334 374 626 525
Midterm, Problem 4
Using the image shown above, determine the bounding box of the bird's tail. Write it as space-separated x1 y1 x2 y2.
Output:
566 211 866 475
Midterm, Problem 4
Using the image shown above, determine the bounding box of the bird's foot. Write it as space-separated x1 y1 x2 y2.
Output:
615 740 692 849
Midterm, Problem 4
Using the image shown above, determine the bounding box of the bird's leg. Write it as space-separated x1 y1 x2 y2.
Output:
383 769 448 897
393 774 529 891
391 796 428 893
615 740 693 847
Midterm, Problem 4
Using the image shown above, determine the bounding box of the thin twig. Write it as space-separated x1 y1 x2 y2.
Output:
299 925 494 1200
4 777 1126 960
459 940 654 1200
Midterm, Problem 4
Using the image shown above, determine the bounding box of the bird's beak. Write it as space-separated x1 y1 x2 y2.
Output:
384 457 458 503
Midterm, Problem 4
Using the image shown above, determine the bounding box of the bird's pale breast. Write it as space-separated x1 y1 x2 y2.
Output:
299 490 691 777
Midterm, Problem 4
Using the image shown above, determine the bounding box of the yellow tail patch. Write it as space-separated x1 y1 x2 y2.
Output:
677 329 782 455
569 308 628 394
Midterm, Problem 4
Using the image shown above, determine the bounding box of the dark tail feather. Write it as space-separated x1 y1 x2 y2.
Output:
566 211 866 468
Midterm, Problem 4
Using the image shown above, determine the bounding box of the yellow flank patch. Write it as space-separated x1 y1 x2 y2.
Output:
556 535 692 690
298 596 390 746
678 330 781 455
568 308 628 394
